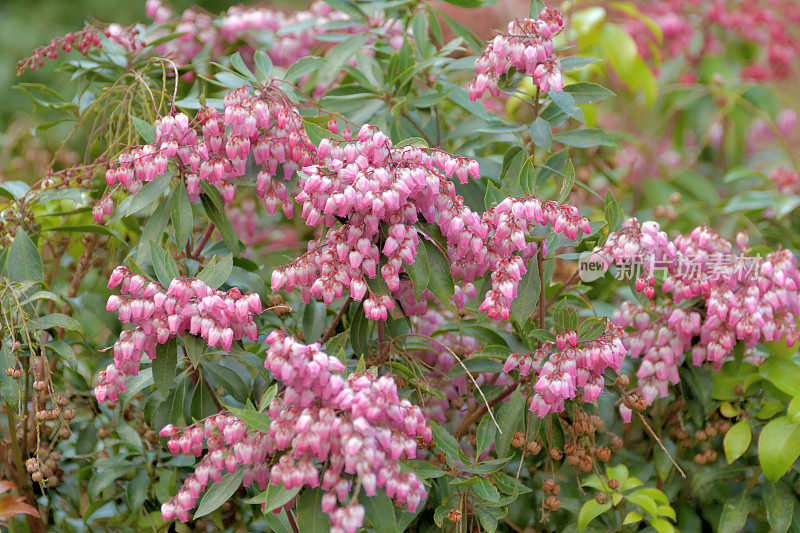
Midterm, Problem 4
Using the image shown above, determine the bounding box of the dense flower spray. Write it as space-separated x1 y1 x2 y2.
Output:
599 220 800 409
99 85 314 222
504 324 626 417
272 123 591 321
159 332 430 533
469 7 565 100
145 0 404 71
95 267 262 403
621 0 800 81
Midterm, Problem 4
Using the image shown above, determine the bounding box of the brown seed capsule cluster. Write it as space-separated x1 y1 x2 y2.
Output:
562 411 615 473
510 430 543 455
26 446 64 488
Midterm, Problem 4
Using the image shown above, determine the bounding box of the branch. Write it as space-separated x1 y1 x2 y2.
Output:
320 297 352 344
453 381 519 439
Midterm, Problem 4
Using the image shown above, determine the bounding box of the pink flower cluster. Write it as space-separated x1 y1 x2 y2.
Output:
469 7 565 100
273 123 591 321
99 85 314 222
265 332 429 532
503 324 626 417
770 167 800 195
590 218 676 298
159 412 274 522
94 266 262 403
622 0 800 81
145 1 403 72
158 331 430 533
481 196 590 320
605 220 800 409
17 26 103 75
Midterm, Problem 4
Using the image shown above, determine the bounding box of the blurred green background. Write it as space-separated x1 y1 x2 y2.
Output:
0 0 241 126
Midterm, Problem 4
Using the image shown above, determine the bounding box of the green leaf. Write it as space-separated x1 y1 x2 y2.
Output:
153 337 178 396
495 387 524 458
561 56 602 71
295 489 332 533
196 255 233 289
553 128 617 148
229 52 255 80
758 416 800 481
171 184 193 250
764 481 795 533
29 313 84 335
302 302 327 344
604 189 623 231
137 194 172 264
253 50 273 78
530 117 553 152
759 357 800 396
549 90 585 123
510 257 540 325
405 238 430 299
472 477 500 502
132 116 156 143
284 57 325 83
362 490 400 533
47 339 77 368
6 230 43 283
422 239 454 305
149 240 179 286
563 82 615 104
723 419 751 464
226 403 272 433
194 469 244 518
113 172 172 221
430 421 466 464
0 180 29 199
718 495 752 533
320 34 368 83
578 499 612 530
248 483 301 512
126 470 149 511
437 9 485 52
476 415 497 456
201 361 248 403
200 184 242 253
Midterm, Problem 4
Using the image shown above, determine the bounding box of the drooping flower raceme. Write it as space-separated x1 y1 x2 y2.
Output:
605 220 800 408
95 266 262 403
503 324 627 417
100 85 314 222
145 0 404 72
159 331 430 533
469 7 565 100
273 123 591 321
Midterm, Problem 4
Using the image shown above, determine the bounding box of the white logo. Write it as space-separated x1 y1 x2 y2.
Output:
578 251 610 282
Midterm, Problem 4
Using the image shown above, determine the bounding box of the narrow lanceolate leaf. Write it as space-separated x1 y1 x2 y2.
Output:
495 387 524 458
563 82 615 104
764 481 795 533
510 257 540 325
171 184 193 250
248 483 301 512
404 238 430 299
422 239 455 305
29 314 84 335
295 489 332 533
113 172 172 221
131 116 156 143
553 128 617 149
196 255 233 289
200 183 242 253
152 337 178 396
6 230 43 283
530 117 553 152
194 469 244 518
